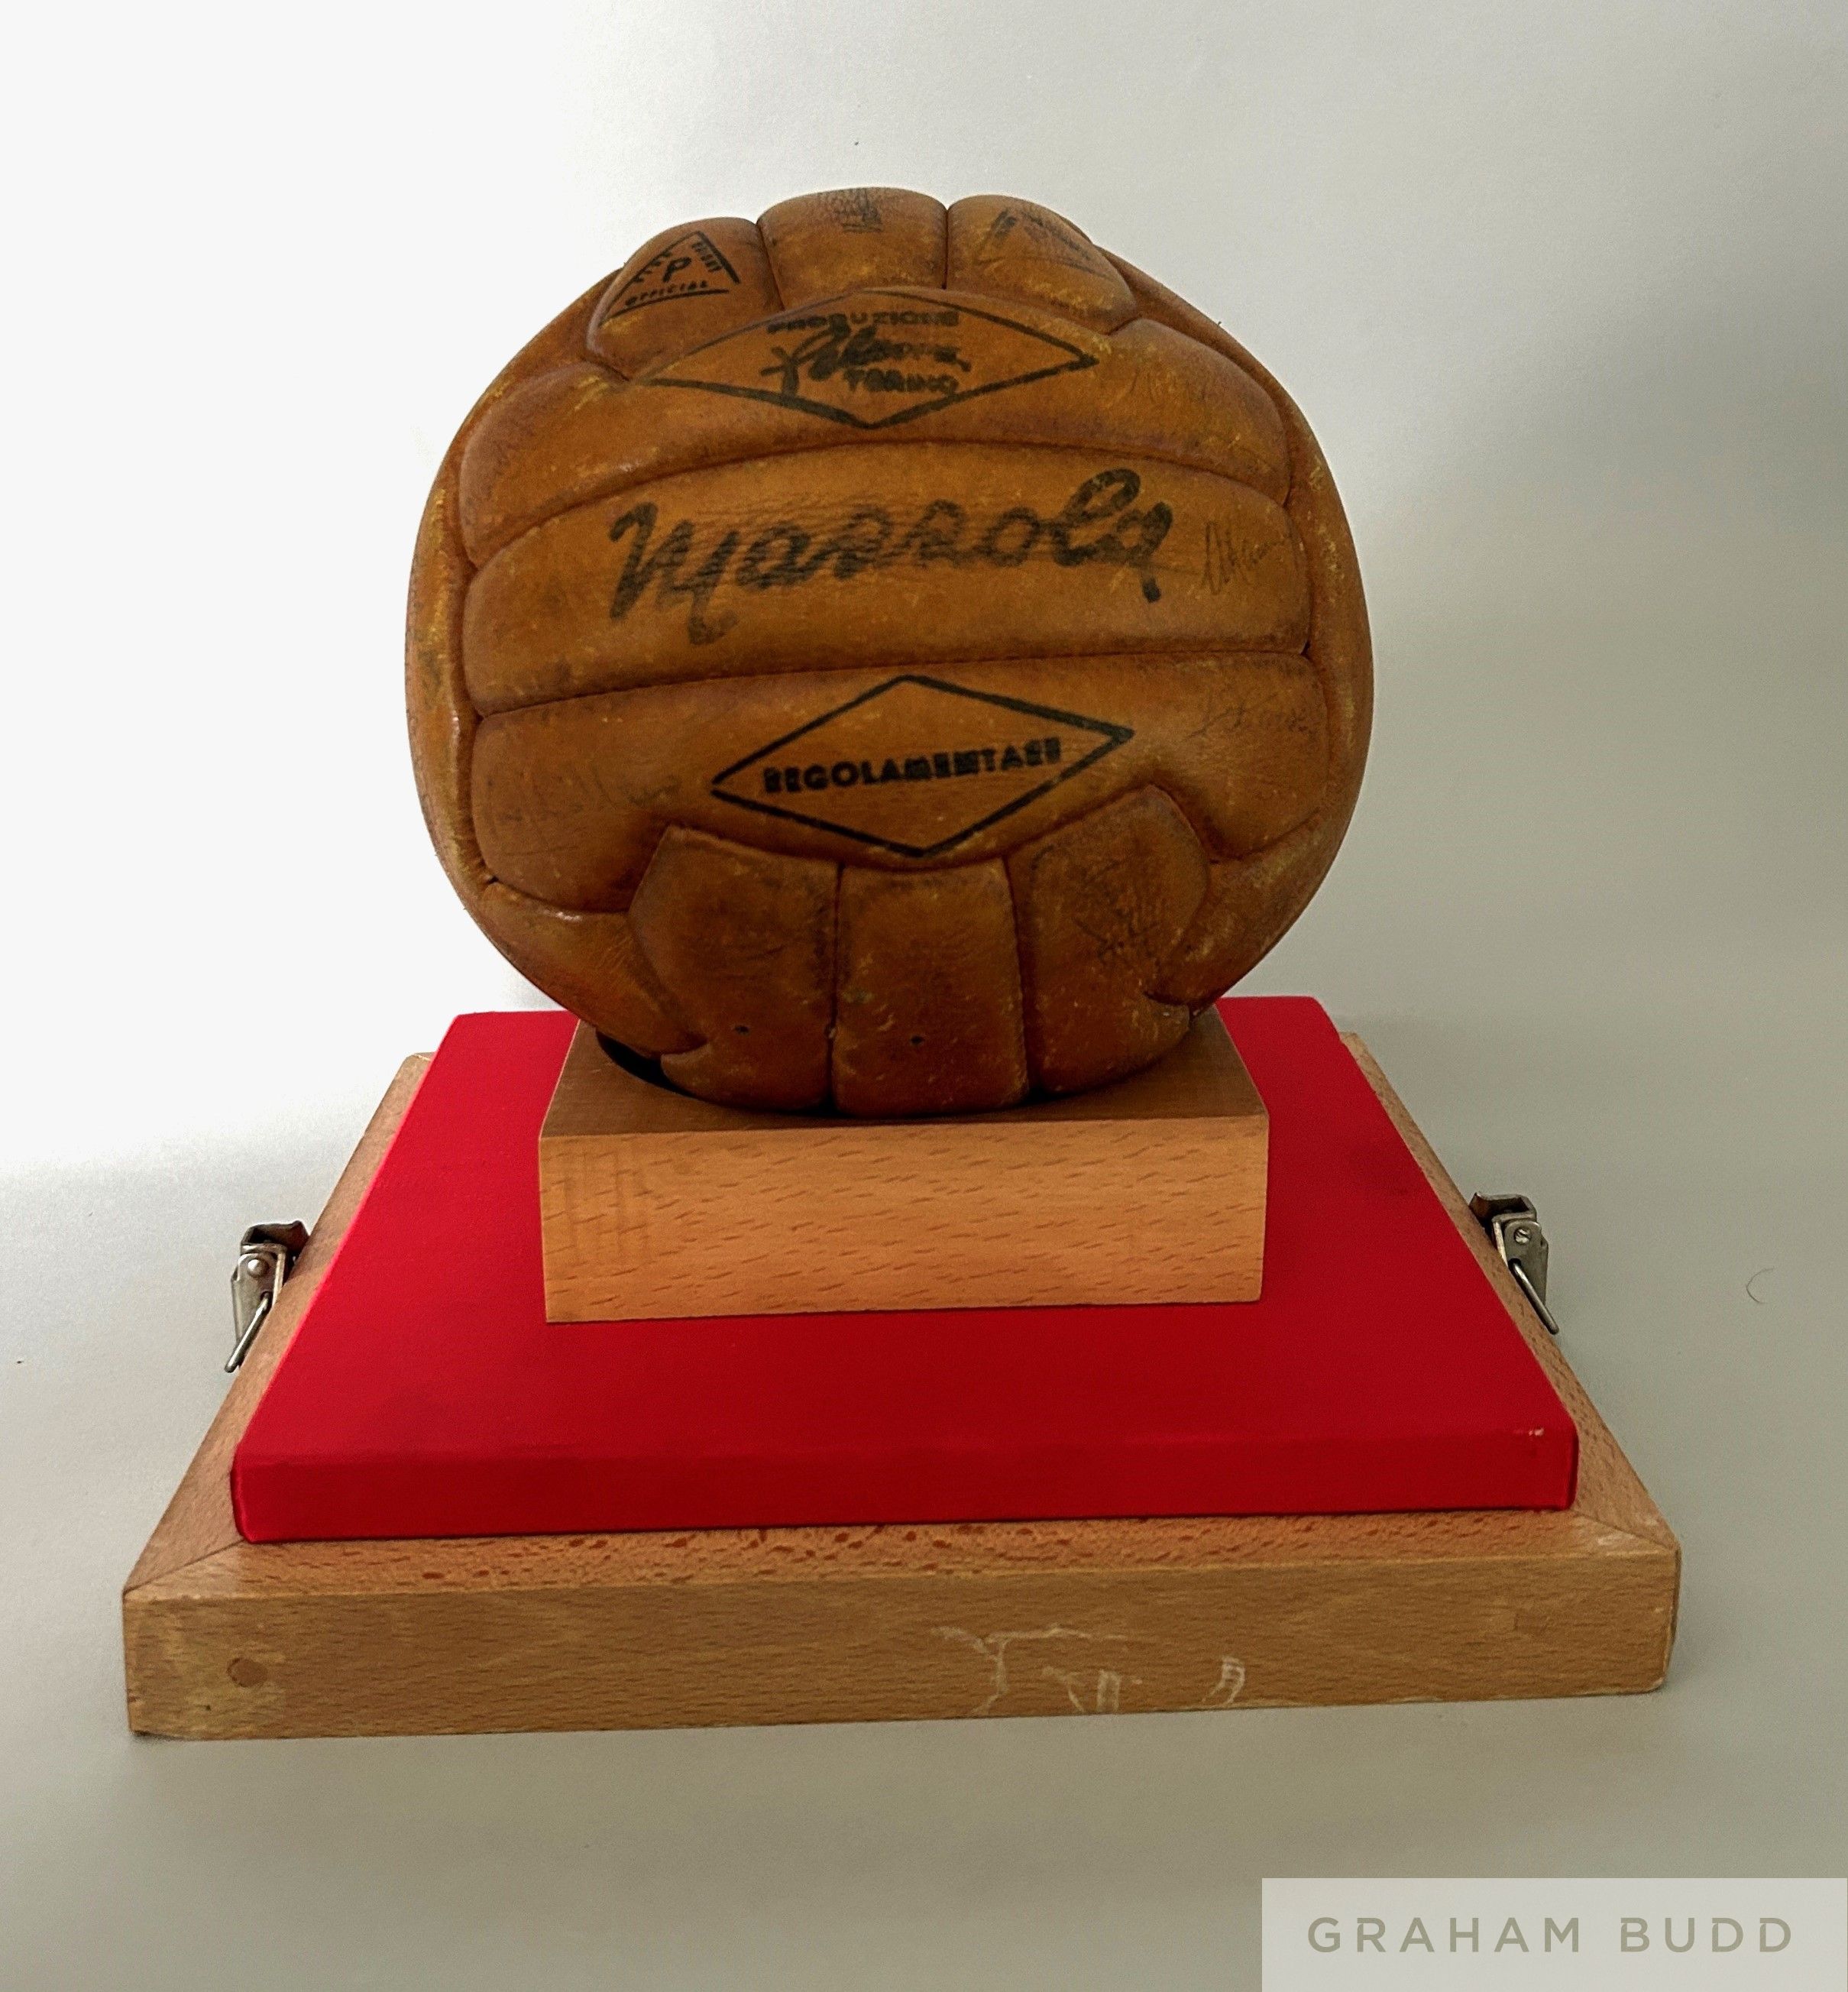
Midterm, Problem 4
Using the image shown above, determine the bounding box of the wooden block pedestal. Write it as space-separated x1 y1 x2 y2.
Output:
121 1038 1678 1739
539 1008 1267 1320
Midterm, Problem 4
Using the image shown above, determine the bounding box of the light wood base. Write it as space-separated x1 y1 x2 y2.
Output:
537 1009 1268 1320
121 1038 1678 1739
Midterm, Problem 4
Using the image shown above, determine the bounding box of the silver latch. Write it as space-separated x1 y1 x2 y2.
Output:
1468 1193 1561 1337
227 1222 310 1373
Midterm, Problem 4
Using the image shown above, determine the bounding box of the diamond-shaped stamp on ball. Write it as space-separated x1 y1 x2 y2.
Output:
710 675 1133 859
645 289 1099 429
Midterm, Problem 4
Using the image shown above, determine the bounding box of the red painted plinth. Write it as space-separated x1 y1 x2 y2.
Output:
232 999 1575 1542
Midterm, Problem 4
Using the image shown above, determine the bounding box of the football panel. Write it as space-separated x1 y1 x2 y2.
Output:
469 653 1328 910
458 309 1287 562
1108 253 1374 1001
1150 823 1343 1008
474 883 697 1055
1008 787 1211 1095
947 196 1137 329
585 218 780 377
759 188 947 303
832 862 1028 1115
463 445 1309 714
409 276 616 906
1110 258 1371 801
629 828 837 1110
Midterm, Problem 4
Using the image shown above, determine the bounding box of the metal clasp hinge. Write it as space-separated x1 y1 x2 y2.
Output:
227 1222 310 1373
1468 1192 1561 1337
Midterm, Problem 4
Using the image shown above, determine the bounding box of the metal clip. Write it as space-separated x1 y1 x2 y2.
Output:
227 1222 310 1373
1468 1192 1561 1336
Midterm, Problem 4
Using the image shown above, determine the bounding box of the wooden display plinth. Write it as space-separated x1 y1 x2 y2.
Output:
539 1009 1267 1321
121 1040 1678 1740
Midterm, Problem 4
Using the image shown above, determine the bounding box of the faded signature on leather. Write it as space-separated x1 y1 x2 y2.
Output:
607 467 1174 646
969 203 1110 277
816 186 885 233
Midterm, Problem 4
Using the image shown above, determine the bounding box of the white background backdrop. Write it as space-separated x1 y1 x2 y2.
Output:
3 3 1845 1987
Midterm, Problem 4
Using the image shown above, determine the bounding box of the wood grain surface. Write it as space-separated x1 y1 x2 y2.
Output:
122 1036 1678 1740
539 1005 1268 1319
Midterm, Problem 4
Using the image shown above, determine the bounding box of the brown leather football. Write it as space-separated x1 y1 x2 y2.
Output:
408 189 1371 1115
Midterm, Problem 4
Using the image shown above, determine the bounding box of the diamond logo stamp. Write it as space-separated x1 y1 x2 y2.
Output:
645 288 1099 429
710 675 1133 858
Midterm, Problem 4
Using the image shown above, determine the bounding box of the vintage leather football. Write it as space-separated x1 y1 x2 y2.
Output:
408 189 1371 1114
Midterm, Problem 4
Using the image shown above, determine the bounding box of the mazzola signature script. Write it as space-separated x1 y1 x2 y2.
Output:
606 468 1173 646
